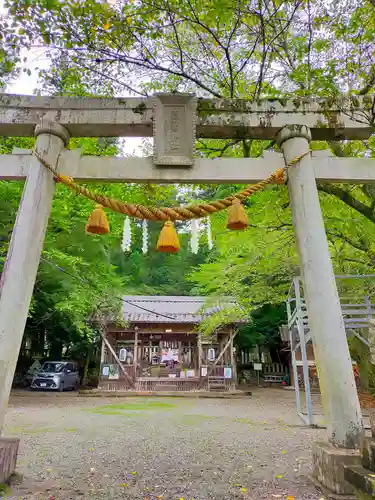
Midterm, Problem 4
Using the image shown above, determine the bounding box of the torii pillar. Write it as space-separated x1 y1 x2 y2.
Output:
277 126 363 495
0 119 69 482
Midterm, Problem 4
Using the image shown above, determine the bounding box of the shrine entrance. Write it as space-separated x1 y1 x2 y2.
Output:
99 295 243 392
0 93 373 493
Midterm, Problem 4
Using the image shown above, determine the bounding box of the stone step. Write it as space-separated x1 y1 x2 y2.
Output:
362 438 375 472
0 437 19 484
344 464 375 499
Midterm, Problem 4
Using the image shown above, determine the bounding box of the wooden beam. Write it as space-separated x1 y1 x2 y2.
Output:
230 327 237 383
199 329 238 388
1 150 375 184
133 327 138 380
197 333 203 375
0 93 373 140
100 332 134 388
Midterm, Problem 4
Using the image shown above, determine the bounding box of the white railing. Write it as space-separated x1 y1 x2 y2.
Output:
286 275 375 427
288 297 375 333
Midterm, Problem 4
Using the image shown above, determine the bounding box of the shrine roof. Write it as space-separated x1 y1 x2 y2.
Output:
121 296 245 324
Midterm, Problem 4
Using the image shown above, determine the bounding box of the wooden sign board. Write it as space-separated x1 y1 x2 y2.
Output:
153 93 197 166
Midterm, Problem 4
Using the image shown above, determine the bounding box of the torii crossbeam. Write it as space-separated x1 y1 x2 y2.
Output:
0 93 373 494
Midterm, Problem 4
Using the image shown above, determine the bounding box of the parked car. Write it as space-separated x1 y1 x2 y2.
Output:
30 361 80 391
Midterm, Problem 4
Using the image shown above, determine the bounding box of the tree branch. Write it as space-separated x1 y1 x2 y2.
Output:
318 183 375 224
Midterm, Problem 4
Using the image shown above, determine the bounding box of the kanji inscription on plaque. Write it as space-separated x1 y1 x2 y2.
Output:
153 94 197 166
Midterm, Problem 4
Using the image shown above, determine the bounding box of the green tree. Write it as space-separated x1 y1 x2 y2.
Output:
4 0 375 339
236 303 287 355
0 10 19 88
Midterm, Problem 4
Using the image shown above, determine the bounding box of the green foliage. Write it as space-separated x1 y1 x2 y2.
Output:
112 222 210 296
188 186 297 307
5 0 375 99
3 0 375 351
0 137 125 365
0 16 19 88
237 304 287 350
0 141 210 365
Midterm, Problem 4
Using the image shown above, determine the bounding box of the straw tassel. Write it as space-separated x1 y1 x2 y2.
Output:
226 199 248 230
156 221 180 253
85 204 109 235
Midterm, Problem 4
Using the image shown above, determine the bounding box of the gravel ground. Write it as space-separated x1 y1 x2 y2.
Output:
3 389 326 500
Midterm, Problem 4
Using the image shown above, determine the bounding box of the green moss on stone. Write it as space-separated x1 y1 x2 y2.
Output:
133 102 147 115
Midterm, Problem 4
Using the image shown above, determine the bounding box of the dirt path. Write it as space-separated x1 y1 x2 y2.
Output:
3 389 325 499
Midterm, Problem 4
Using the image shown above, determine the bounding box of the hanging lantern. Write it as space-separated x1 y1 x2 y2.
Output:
119 348 127 362
156 221 180 253
207 347 216 361
226 199 248 230
121 216 132 252
85 204 109 235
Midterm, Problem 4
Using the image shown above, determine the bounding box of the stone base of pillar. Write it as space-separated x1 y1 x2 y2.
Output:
0 437 19 484
312 441 361 496
344 465 375 499
344 437 375 500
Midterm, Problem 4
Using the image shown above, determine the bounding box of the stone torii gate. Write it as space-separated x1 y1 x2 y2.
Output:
0 93 374 493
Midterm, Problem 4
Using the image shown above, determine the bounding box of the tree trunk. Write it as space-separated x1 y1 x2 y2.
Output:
49 340 63 360
82 348 91 387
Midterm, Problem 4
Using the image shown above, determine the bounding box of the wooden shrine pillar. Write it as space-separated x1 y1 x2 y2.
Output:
197 332 203 375
0 119 69 433
133 327 139 379
230 328 237 383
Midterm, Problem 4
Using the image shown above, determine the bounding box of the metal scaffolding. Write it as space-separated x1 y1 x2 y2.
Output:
286 275 375 426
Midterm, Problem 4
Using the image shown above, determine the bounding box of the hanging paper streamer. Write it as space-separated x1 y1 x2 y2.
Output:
190 219 200 254
121 216 132 252
142 219 148 254
206 216 213 250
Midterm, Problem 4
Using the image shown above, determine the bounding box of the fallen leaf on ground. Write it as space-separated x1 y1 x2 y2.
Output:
287 496 295 500
131 471 137 475
119 483 128 487
275 474 284 479
240 487 247 493
281 450 287 454
89 448 94 452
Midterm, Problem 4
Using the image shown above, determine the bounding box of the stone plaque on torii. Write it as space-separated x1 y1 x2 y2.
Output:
0 93 374 494
153 93 197 166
